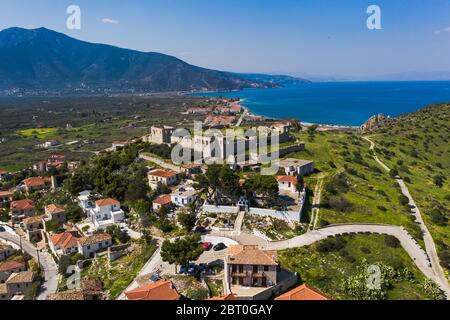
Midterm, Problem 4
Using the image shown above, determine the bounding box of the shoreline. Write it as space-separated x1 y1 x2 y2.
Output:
235 98 360 131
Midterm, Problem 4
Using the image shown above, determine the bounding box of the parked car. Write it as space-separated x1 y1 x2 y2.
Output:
198 263 208 274
187 263 197 274
201 242 213 251
149 274 161 282
179 265 188 274
195 226 207 234
213 243 227 251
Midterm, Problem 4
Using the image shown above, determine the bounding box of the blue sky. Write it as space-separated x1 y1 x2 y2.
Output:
1 0 450 76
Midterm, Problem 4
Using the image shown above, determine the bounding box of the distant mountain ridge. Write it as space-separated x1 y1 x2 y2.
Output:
0 27 305 93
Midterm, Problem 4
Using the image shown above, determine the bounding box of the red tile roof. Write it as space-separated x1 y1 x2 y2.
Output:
45 204 65 215
277 176 298 184
125 280 180 300
0 170 10 175
51 231 81 249
23 177 47 188
153 194 172 206
95 198 120 206
22 215 44 225
275 284 330 301
0 191 13 198
0 259 25 272
78 233 112 246
10 199 35 210
227 245 278 266
149 170 177 179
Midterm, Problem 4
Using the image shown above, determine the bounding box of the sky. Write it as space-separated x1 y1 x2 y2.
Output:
1 0 450 77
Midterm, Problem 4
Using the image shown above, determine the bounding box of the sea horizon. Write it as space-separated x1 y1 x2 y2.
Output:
190 80 450 126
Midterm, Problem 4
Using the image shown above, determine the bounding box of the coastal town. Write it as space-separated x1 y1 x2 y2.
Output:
1 96 449 302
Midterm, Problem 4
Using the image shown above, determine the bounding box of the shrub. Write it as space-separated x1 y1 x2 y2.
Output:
377 205 387 212
398 195 410 206
429 209 448 226
385 235 401 248
360 246 371 254
389 169 399 178
316 237 346 253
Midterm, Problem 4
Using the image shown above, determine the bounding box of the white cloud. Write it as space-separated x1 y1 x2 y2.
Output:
434 26 450 35
101 18 119 24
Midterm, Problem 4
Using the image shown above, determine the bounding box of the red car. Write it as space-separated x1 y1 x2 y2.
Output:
201 242 213 251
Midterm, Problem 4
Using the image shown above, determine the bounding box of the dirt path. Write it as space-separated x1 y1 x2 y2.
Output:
363 136 450 298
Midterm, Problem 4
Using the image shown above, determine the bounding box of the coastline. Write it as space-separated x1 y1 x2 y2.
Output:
236 98 360 131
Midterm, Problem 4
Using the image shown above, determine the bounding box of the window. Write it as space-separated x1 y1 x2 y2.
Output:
253 265 258 273
232 265 237 273
264 266 269 272
238 265 244 273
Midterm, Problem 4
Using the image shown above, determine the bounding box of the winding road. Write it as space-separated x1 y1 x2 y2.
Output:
0 228 59 300
362 136 450 297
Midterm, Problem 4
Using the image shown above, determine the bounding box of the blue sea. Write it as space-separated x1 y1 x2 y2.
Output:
190 81 450 126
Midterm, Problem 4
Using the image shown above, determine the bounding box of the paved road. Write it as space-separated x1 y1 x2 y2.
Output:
363 136 450 297
0 231 59 300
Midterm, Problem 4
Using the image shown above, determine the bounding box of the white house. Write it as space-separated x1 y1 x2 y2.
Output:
171 190 196 207
77 233 113 259
88 198 125 230
49 231 81 257
78 191 94 212
277 176 298 193
279 159 315 177
148 170 178 190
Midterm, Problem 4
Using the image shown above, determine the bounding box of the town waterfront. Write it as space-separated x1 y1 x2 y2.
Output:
191 81 450 126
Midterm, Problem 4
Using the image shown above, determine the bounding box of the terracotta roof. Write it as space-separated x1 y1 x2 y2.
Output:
0 259 25 272
0 191 13 197
51 231 81 249
6 271 34 284
125 280 180 301
22 215 44 225
23 177 46 188
277 176 298 184
208 294 237 301
45 204 65 215
275 284 330 301
10 199 35 210
48 155 65 160
227 245 278 266
0 170 10 175
82 279 103 294
78 233 112 246
153 194 172 206
149 170 177 179
95 198 120 206
47 290 85 301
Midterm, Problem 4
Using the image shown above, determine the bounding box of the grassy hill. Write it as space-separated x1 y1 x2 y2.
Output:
368 103 450 274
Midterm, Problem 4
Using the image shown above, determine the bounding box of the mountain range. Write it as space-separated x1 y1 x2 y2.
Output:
0 27 307 94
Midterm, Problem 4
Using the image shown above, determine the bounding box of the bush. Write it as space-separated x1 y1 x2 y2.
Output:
185 287 210 300
389 169 399 178
316 237 347 253
360 246 371 254
429 209 448 226
398 195 410 206
385 235 401 248
377 205 387 212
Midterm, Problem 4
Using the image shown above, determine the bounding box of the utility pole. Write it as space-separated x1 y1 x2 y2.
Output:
36 248 41 273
